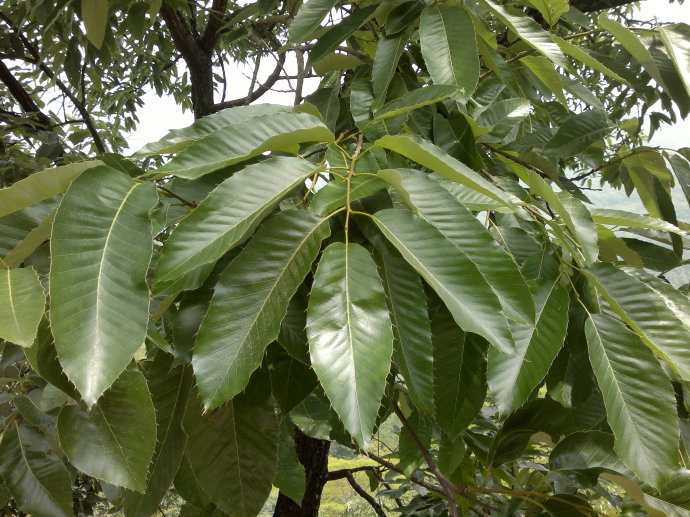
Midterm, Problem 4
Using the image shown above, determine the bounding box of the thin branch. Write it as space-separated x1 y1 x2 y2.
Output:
157 186 197 208
246 53 262 105
201 0 229 52
364 451 445 495
392 401 459 517
346 472 387 517
294 49 305 106
0 14 106 153
0 60 52 129
570 147 656 181
483 143 548 178
211 51 286 111
327 466 378 481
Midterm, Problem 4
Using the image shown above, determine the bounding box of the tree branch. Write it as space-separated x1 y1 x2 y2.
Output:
211 51 286 111
327 466 378 481
0 60 52 130
570 0 645 12
0 14 106 153
201 0 229 53
345 472 387 517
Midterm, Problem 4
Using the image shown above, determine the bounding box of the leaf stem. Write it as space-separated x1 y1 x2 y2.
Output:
345 133 365 244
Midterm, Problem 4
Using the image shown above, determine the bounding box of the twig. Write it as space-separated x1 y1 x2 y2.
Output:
157 186 197 208
327 466 378 481
346 472 386 517
393 401 459 517
483 143 548 178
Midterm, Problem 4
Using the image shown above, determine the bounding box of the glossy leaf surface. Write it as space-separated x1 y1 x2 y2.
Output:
0 267 45 347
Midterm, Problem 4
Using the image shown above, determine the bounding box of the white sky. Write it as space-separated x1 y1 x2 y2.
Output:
124 0 690 153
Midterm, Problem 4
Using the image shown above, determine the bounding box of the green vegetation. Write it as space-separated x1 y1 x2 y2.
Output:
1 0 690 516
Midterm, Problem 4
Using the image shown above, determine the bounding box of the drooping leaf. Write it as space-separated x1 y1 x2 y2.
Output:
432 306 487 437
288 0 337 43
478 0 566 67
520 55 567 104
378 250 434 414
57 370 157 492
476 98 531 140
371 208 516 354
372 31 409 106
373 134 520 209
583 263 690 380
306 6 378 69
155 113 333 179
598 14 664 86
585 313 679 488
24 319 77 398
549 430 628 475
373 85 457 120
590 208 686 235
544 109 612 158
122 356 192 517
524 0 569 26
137 104 293 155
488 279 569 415
398 410 432 478
553 36 629 85
274 420 306 504
155 157 321 284
50 167 157 406
660 24 690 98
194 210 330 410
3 210 56 268
268 343 318 414
82 0 109 48
306 242 394 449
419 5 479 100
0 161 101 218
379 168 534 325
186 373 279 517
0 425 72 517
0 267 45 347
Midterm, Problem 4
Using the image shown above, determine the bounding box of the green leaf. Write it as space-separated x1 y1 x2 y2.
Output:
519 170 599 266
398 410 432 478
154 157 320 284
306 242 394 449
553 36 629 85
478 0 566 67
0 267 45 347
624 268 690 331
371 208 515 354
57 370 157 491
373 134 520 209
524 0 568 26
307 6 377 69
379 168 534 325
82 0 109 48
268 343 318 414
585 313 679 488
432 306 487 436
156 112 333 179
549 430 628 474
488 279 569 415
660 24 690 98
122 357 192 517
3 210 55 268
194 210 330 410
50 167 157 406
372 32 408 106
598 15 664 86
419 5 479 100
667 153 690 205
13 395 55 428
24 319 77 398
0 161 101 218
186 373 279 517
137 104 293 155
310 175 386 216
385 0 424 35
590 208 686 235
520 55 567 104
477 98 531 140
288 0 337 43
378 251 434 414
0 425 72 517
274 420 306 504
373 85 457 120
544 109 611 158
583 263 690 381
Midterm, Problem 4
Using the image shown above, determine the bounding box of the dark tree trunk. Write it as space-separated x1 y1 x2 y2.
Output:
273 430 331 517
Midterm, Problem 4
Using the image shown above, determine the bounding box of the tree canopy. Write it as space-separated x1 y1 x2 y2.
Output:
1 0 690 516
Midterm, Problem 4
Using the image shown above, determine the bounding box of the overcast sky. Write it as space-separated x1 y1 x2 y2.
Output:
124 1 690 152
